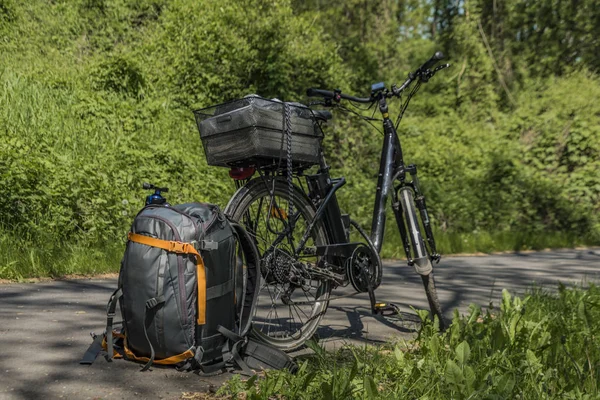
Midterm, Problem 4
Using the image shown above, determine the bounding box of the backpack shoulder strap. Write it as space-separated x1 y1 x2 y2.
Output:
105 288 123 361
80 287 123 365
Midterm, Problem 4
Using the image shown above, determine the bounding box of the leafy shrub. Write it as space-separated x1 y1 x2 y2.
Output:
90 55 145 96
219 285 600 399
0 0 598 278
0 0 15 22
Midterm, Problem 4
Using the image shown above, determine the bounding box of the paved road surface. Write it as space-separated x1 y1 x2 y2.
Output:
0 248 598 399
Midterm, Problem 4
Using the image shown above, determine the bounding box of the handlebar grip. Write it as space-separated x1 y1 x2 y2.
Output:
143 182 152 190
306 88 373 104
306 88 336 98
419 51 445 72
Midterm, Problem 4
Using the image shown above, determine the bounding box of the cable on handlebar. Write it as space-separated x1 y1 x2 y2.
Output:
338 103 384 135
395 79 422 130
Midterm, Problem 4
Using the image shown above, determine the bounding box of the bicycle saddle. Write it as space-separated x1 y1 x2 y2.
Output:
312 110 332 122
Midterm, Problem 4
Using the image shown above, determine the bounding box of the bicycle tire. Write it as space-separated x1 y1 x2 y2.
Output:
398 187 446 331
225 177 331 351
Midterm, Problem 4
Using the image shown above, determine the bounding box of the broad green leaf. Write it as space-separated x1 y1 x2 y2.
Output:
526 349 539 366
456 341 471 365
300 371 317 391
321 381 333 400
244 375 257 390
502 289 512 312
413 308 430 323
364 375 378 398
467 304 481 325
495 374 515 395
464 365 476 388
429 334 440 356
394 346 405 366
509 314 520 342
445 359 463 385
578 300 589 328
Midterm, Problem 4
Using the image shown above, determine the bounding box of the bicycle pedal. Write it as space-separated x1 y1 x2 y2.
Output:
373 302 400 316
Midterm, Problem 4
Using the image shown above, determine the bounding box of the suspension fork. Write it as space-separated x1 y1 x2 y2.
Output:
407 164 440 261
392 164 440 275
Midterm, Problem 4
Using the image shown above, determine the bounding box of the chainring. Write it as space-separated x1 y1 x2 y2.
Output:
347 244 380 293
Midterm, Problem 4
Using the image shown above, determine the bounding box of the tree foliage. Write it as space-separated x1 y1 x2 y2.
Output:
0 0 598 277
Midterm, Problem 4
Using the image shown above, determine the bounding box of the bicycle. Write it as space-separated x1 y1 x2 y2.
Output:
196 51 450 352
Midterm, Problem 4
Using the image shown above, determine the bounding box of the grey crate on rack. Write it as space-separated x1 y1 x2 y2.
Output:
194 96 323 168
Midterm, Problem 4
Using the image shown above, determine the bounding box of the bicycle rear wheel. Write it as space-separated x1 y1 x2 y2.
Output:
398 187 446 330
225 177 331 351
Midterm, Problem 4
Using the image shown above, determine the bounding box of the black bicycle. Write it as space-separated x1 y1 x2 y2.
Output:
196 51 450 351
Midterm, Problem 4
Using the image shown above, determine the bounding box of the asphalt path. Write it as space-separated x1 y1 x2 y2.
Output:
0 248 599 399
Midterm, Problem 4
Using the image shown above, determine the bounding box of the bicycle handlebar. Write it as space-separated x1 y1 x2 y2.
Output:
417 51 445 73
307 51 446 104
306 88 372 104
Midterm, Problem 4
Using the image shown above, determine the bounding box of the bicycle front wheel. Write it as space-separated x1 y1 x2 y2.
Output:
225 177 331 351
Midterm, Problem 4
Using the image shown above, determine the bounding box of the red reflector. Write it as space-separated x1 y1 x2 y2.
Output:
229 167 256 180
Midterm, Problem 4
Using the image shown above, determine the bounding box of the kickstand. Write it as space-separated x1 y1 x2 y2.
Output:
362 266 401 317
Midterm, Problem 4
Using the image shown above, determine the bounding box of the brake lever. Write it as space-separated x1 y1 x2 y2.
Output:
434 63 451 72
420 63 451 82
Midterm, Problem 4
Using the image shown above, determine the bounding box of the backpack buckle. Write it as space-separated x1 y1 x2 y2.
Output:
168 241 186 253
193 346 205 364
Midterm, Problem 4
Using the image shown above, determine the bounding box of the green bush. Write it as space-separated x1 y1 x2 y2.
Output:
0 0 598 278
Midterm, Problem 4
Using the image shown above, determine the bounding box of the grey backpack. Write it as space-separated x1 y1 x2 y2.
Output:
81 202 297 374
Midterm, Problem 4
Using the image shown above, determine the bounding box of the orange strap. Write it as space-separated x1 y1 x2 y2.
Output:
123 340 195 365
101 331 193 364
127 232 207 325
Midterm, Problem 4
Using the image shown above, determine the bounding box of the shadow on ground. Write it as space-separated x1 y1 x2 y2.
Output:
0 248 598 399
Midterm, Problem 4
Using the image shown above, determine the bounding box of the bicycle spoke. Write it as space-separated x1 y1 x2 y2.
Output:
229 178 331 350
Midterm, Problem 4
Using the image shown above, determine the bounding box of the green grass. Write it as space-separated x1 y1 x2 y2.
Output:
0 230 124 281
0 226 596 280
218 284 600 399
379 226 597 259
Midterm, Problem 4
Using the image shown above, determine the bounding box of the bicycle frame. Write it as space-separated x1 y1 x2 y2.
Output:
296 97 439 269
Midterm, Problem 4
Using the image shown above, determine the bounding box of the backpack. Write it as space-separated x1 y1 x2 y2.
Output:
80 202 297 375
